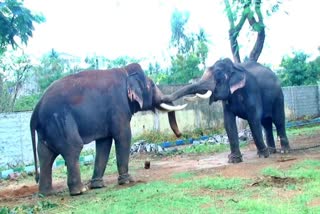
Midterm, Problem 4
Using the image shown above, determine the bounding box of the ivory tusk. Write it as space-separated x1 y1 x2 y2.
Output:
196 90 212 99
159 103 187 112
184 95 199 102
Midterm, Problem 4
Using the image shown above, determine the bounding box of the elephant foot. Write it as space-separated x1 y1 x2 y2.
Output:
118 174 135 185
39 187 55 197
280 145 290 154
69 184 88 196
268 147 277 154
228 153 243 163
258 148 270 158
89 178 105 189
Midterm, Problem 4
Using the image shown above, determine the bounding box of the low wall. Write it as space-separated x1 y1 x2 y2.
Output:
0 84 319 168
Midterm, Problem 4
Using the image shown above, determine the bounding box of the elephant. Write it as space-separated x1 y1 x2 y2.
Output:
162 58 290 163
30 63 186 196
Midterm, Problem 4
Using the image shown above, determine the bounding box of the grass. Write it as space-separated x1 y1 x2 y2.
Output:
181 143 229 155
132 128 224 144
4 159 320 213
286 124 320 136
2 124 320 213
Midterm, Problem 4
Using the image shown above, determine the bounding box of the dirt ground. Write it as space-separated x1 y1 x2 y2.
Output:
1 131 320 207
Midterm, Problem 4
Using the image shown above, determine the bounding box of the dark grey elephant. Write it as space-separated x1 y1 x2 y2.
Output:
30 63 186 196
162 58 290 163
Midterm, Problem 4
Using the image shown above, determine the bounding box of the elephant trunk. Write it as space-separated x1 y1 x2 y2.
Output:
162 78 215 103
154 85 182 138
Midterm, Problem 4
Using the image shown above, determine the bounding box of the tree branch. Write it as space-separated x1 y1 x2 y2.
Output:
247 0 265 62
225 0 251 63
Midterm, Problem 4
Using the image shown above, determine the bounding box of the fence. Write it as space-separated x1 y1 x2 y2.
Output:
0 85 319 168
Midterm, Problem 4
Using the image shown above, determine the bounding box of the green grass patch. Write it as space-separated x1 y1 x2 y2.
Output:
132 128 224 144
6 159 320 213
172 172 196 179
181 143 228 154
287 124 320 136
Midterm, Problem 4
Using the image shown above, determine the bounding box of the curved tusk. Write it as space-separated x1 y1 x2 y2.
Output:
184 95 199 102
159 103 188 112
196 90 212 99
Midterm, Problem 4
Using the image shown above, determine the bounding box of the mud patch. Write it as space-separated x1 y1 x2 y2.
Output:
251 176 297 188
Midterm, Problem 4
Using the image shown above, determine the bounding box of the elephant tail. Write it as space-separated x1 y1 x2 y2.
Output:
30 107 40 183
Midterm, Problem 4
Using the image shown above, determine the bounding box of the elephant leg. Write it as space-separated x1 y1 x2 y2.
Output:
273 119 290 153
62 145 87 196
38 141 58 196
261 117 276 154
224 110 243 163
114 124 134 185
90 137 113 189
273 100 290 153
247 116 269 158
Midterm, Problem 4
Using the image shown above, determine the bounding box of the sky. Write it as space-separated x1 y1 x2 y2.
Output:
23 0 320 68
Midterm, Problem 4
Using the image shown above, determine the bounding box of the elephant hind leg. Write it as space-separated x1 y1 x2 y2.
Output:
261 117 276 154
273 101 290 153
60 136 87 196
38 141 58 196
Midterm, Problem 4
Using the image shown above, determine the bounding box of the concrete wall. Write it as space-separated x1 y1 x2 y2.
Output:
0 85 319 168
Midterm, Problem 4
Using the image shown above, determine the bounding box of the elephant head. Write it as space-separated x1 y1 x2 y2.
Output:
125 63 186 137
162 58 246 104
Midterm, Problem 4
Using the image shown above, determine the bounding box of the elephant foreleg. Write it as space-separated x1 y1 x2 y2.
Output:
114 125 134 185
90 137 113 189
224 110 243 163
248 117 269 158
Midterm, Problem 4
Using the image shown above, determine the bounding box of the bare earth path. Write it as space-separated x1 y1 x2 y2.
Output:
1 132 320 207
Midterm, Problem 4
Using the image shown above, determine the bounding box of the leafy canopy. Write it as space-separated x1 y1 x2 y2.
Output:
277 51 320 86
0 0 45 53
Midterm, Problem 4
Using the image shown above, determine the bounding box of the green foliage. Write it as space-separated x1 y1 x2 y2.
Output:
105 56 140 69
168 9 209 84
132 130 178 144
132 128 224 144
182 143 228 155
34 49 69 93
278 51 320 86
13 93 40 111
287 124 320 136
0 50 33 112
0 0 45 53
223 0 282 62
169 53 202 84
0 200 58 213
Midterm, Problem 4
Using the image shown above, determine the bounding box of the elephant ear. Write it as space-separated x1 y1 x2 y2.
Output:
126 64 145 108
229 64 246 94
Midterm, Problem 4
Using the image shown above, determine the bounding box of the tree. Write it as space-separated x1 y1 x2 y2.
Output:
277 51 320 86
105 56 139 69
168 9 209 84
0 50 32 111
224 0 280 63
0 0 45 54
34 50 68 93
0 0 44 111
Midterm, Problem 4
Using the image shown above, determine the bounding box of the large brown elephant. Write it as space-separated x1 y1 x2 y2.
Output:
30 63 186 196
162 58 290 163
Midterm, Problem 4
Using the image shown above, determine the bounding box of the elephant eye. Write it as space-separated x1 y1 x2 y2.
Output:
214 71 225 82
